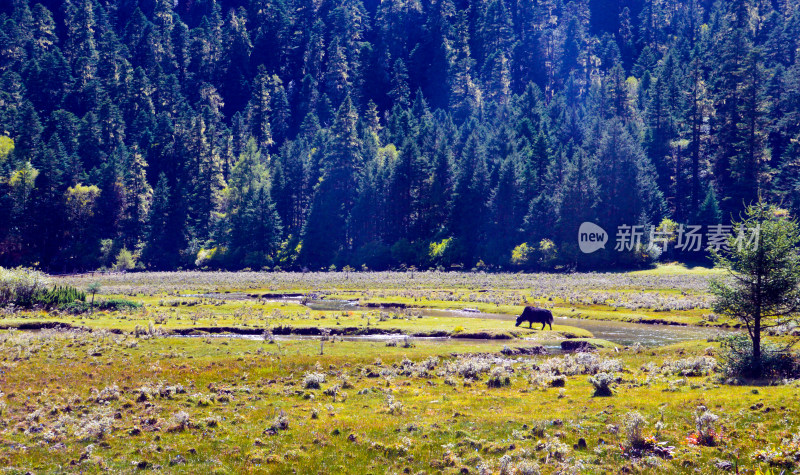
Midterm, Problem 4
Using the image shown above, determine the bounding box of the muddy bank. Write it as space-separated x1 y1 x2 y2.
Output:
560 340 598 352
501 345 549 355
166 325 524 339
0 321 572 341
253 292 318 299
0 321 125 333
169 325 409 337
631 318 688 326
361 302 409 309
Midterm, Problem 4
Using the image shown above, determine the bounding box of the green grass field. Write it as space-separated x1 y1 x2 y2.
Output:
0 266 797 474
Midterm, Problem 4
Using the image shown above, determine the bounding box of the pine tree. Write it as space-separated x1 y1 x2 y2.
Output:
324 38 350 107
388 58 411 108
249 67 274 150
595 119 664 231
447 130 490 265
270 77 291 145
123 149 153 247
555 149 598 265
227 139 282 268
188 116 225 239
143 173 179 268
710 202 800 378
300 97 362 265
449 11 479 121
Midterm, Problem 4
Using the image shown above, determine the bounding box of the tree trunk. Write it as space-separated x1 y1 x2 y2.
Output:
753 266 763 376
753 315 761 377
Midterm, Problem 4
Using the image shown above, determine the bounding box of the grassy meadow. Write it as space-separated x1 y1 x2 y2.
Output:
0 265 797 473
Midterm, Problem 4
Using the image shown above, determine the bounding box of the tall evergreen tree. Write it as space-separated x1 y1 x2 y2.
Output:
300 97 362 265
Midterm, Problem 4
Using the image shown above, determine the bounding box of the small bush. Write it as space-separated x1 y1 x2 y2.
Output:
664 356 717 376
623 411 646 448
74 410 115 441
38 285 86 306
687 406 720 446
544 436 571 461
97 298 141 310
588 372 616 397
61 298 141 314
386 395 404 415
453 355 492 379
303 372 326 389
719 335 798 379
0 267 50 306
168 411 192 432
269 411 289 432
112 248 137 272
487 367 511 388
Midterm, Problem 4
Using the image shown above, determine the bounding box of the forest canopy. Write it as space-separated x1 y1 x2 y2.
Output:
0 0 799 271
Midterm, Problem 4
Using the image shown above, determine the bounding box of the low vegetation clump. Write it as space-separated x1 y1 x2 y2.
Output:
534 353 624 376
718 334 799 380
620 411 675 459
0 267 50 306
686 406 721 447
754 433 800 469
303 372 326 389
267 411 290 434
659 355 718 376
623 411 647 448
450 355 495 379
60 297 141 314
0 267 85 309
486 367 512 388
588 372 617 397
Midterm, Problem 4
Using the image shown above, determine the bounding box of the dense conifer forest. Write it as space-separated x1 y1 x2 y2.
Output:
0 0 798 271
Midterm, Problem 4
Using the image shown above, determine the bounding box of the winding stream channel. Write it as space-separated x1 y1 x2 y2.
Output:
184 293 733 348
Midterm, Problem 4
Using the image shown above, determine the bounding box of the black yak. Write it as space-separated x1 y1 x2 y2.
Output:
515 306 553 330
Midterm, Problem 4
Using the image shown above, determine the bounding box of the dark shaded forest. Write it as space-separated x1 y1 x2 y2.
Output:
0 0 799 271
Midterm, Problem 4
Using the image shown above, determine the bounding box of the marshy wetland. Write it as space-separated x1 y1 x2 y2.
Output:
1 265 798 473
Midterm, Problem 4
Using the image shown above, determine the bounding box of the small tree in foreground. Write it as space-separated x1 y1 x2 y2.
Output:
710 202 800 378
87 282 101 314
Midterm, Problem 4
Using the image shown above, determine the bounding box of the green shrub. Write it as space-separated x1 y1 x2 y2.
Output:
487 367 512 388
588 372 616 396
60 301 92 314
97 298 141 311
510 243 534 268
62 298 141 314
428 237 464 268
510 240 558 270
718 334 798 379
112 248 137 271
0 267 50 306
39 285 86 306
0 268 83 308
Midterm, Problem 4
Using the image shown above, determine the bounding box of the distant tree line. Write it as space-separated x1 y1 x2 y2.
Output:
0 0 799 271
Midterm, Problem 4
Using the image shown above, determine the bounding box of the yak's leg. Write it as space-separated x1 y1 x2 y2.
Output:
541 322 546 330
548 322 552 331
529 321 533 328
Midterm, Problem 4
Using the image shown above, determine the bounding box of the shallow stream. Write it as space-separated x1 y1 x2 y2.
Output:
183 293 733 347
